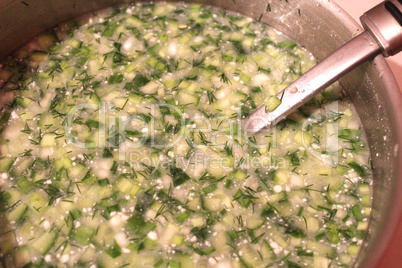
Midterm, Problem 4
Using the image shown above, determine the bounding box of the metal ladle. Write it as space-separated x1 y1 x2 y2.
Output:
243 0 402 134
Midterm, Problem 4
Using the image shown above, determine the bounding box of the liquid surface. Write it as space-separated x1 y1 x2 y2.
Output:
0 3 372 268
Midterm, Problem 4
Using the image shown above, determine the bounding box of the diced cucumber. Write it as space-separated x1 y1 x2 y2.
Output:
274 169 289 184
246 218 265 230
40 134 56 147
361 195 371 206
14 245 31 267
357 221 368 231
124 64 136 73
0 157 15 172
260 240 274 260
176 211 191 224
92 223 114 247
45 207 73 235
306 240 335 258
17 176 32 194
171 234 185 246
313 255 330 268
347 244 360 256
28 192 48 215
115 176 140 196
86 93 101 105
266 192 286 203
79 246 97 264
265 96 281 112
164 79 177 89
72 226 96 246
144 237 158 248
242 37 255 48
68 164 85 179
271 230 288 249
233 169 247 181
126 15 144 28
293 130 313 146
128 93 143 105
7 202 28 222
32 231 57 254
30 50 48 62
97 252 124 268
240 73 251 83
147 57 159 68
203 196 222 211
55 157 73 170
239 245 260 267
16 96 33 108
167 260 181 268
172 255 193 268
178 91 199 105
141 80 159 94
306 217 320 233
359 183 370 194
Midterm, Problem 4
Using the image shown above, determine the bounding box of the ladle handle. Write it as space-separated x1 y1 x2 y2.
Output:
361 0 402 57
243 0 402 135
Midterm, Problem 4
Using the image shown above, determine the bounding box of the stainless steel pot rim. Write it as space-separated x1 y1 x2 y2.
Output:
325 1 402 266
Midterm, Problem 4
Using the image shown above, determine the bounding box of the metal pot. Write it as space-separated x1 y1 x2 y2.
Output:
1 0 401 267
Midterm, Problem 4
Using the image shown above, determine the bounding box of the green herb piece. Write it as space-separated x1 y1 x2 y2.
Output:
339 129 352 139
222 54 233 62
233 189 257 209
102 22 118 37
258 67 271 74
85 119 102 129
127 213 156 237
137 221 156 237
203 184 217 195
108 74 124 84
348 161 368 178
98 178 110 186
261 205 276 218
166 260 181 268
103 147 113 158
351 204 363 221
297 249 313 257
192 246 216 256
113 52 125 63
135 193 154 213
231 41 246 55
286 260 302 268
285 225 306 238
219 73 232 84
105 240 122 258
191 226 209 242
277 40 297 50
169 166 191 187
315 232 326 241
176 211 191 224
327 222 340 244
131 74 150 91
127 214 146 232
154 258 164 268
